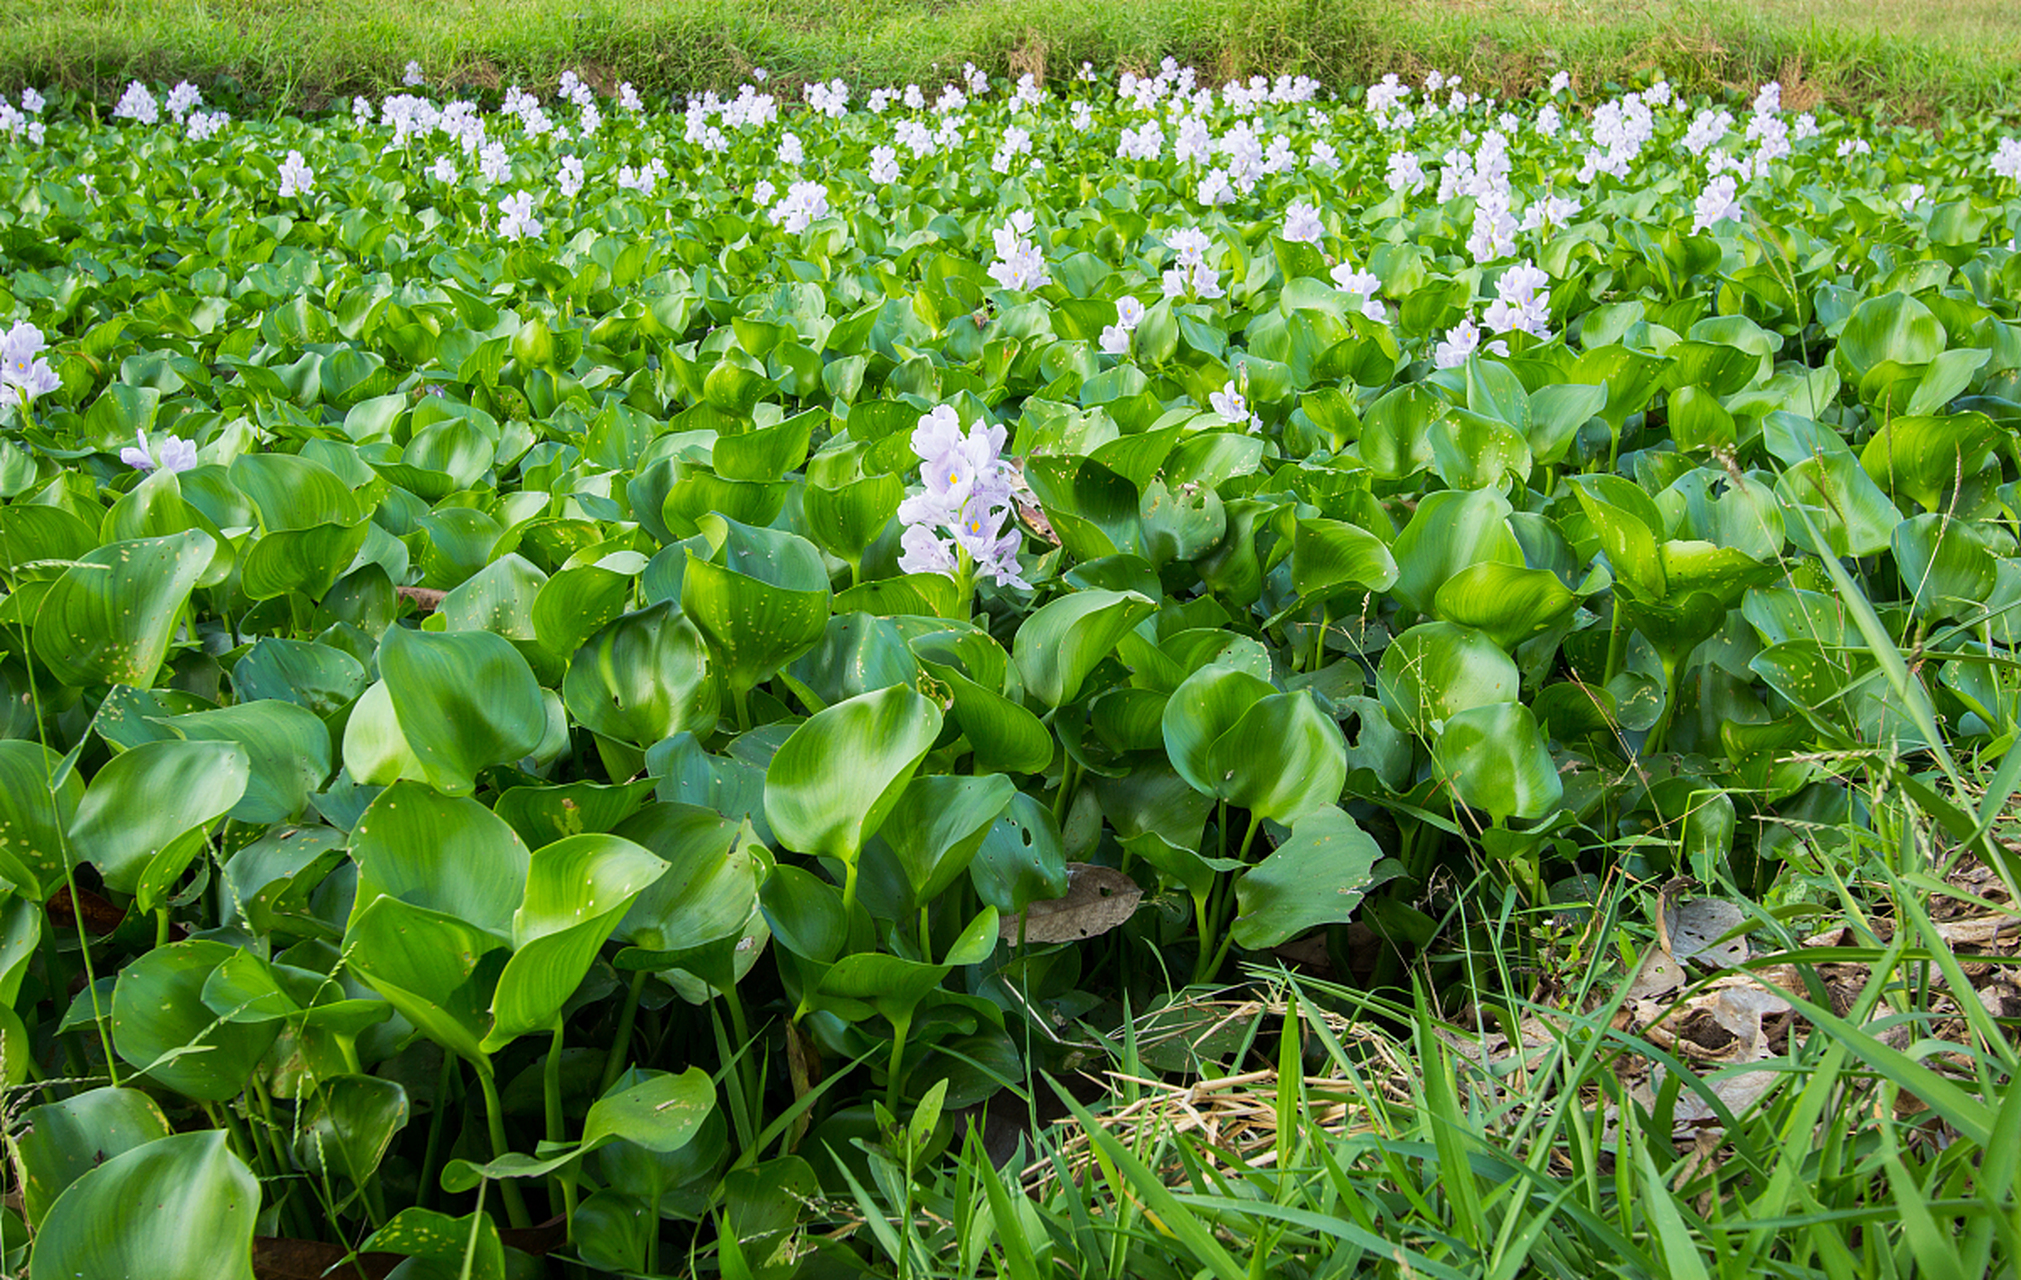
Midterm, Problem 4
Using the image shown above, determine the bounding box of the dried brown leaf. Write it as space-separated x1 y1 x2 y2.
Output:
1000 863 1142 943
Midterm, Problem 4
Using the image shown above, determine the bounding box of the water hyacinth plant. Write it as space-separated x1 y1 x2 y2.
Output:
0 53 2016 1279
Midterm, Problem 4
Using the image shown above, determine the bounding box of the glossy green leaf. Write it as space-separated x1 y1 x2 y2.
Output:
1431 701 1564 821
488 833 667 1047
0 740 82 899
373 625 547 795
1432 561 1579 650
29 1131 257 1280
69 739 249 898
159 700 331 824
682 516 832 701
111 940 281 1100
764 685 941 862
1390 489 1522 616
1012 588 1158 709
563 601 720 746
33 531 215 688
294 1075 410 1184
13 1087 173 1227
1230 805 1393 949
1377 621 1521 735
348 780 530 935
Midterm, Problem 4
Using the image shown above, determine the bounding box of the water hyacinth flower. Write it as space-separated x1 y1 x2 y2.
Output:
1386 150 1428 194
867 145 900 185
185 110 228 142
1692 174 1743 233
497 190 541 239
770 181 831 234
403 60 425 87
2 322 60 404
120 429 198 474
1433 317 1508 369
1099 295 1147 355
987 210 1049 291
1281 200 1324 245
1329 263 1386 322
164 81 201 121
112 81 159 124
897 406 1029 591
1483 260 1552 339
1209 380 1262 432
557 155 585 199
277 150 315 198
1993 138 2021 182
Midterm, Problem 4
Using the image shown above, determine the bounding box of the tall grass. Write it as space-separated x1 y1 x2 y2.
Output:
0 0 2016 118
832 869 2020 1279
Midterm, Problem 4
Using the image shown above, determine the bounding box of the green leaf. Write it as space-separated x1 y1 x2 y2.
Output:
1161 663 1275 799
562 601 720 746
375 625 547 795
344 895 503 1064
1390 489 1522 616
912 635 1054 775
1011 589 1158 709
363 1208 505 1280
531 558 637 659
764 686 941 862
158 700 331 825
803 474 903 570
1377 622 1521 735
1432 562 1579 650
442 1066 716 1192
1431 702 1564 821
69 739 249 898
33 531 215 688
612 807 764 986
0 740 82 899
969 791 1069 916
13 1087 173 1227
488 833 667 1046
1230 805 1392 949
294 1075 409 1184
348 780 530 935
28 1131 257 1280
682 516 832 700
1212 691 1349 824
111 940 280 1101
1290 517 1399 600
880 773 1017 908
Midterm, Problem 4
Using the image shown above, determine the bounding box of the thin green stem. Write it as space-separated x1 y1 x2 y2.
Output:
475 1066 532 1229
1603 597 1627 688
545 1022 578 1227
884 1013 913 1113
155 907 171 949
417 1051 458 1212
598 970 649 1096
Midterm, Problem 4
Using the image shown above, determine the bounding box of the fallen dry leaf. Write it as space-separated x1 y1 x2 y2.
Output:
1000 863 1142 943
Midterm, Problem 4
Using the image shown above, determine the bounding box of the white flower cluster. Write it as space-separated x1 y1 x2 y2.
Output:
277 150 315 198
1160 227 1222 300
0 88 46 145
769 181 831 234
986 210 1049 291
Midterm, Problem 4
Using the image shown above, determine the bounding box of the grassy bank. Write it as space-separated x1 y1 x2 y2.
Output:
1 0 2018 118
